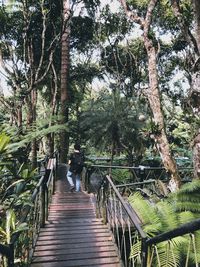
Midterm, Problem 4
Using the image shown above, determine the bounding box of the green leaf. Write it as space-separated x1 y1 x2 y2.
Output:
6 209 16 243
0 133 10 153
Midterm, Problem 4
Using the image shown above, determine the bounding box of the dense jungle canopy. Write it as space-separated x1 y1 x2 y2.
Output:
0 0 200 190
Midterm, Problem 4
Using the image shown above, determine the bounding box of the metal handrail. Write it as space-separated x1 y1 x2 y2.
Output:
89 164 165 170
146 218 200 246
0 156 57 267
142 215 200 267
85 164 193 185
106 174 146 238
96 172 148 267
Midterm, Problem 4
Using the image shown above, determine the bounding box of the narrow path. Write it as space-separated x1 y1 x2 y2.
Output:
31 165 121 267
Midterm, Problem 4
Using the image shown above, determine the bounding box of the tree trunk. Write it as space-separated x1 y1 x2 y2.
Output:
190 72 200 178
31 89 37 169
59 0 70 163
193 0 200 52
144 36 181 190
193 132 200 178
190 0 200 178
46 133 55 156
120 0 181 190
17 105 22 134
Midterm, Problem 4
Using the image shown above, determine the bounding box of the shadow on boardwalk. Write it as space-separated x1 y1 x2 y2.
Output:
31 164 121 267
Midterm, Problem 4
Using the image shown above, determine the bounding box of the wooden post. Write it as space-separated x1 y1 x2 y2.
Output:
141 237 148 267
8 243 14 267
40 181 46 228
101 183 108 224
41 169 51 227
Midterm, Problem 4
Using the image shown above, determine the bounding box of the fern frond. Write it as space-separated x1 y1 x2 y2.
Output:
178 211 196 224
176 180 200 194
128 192 160 227
156 201 179 231
176 202 200 213
130 240 141 258
154 241 181 267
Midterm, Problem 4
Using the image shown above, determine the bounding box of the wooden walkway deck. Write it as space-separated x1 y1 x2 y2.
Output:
31 173 122 267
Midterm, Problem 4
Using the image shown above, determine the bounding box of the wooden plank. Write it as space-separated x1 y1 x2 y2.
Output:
39 228 110 236
34 241 114 252
32 252 120 263
34 245 116 257
45 219 102 224
31 257 120 267
37 232 111 241
41 224 107 230
31 257 121 267
35 232 113 247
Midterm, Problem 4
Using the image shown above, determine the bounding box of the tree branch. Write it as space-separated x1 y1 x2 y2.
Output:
144 0 158 34
35 0 48 81
119 0 144 26
171 0 199 56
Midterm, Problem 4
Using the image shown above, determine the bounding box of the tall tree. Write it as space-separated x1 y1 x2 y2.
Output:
60 0 71 163
119 0 181 189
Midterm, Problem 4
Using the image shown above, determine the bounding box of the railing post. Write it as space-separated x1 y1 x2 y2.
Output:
84 166 89 192
141 237 148 267
53 156 57 194
8 243 14 267
101 180 108 224
45 182 49 221
40 180 46 228
41 169 51 227
82 166 92 193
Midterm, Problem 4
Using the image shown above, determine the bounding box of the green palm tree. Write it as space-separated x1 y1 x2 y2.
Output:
81 88 146 164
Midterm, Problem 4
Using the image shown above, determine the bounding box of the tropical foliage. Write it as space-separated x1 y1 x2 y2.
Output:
0 131 39 263
128 180 200 266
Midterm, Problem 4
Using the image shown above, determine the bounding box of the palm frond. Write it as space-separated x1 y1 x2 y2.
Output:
156 202 179 231
130 240 141 259
128 192 161 234
148 240 182 267
176 202 200 213
7 124 68 153
176 180 200 194
178 211 196 224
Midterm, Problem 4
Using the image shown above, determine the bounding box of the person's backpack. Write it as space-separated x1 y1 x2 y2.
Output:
71 152 84 173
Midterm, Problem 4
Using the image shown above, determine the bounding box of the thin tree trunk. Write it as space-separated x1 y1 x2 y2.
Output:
60 0 70 163
31 88 37 169
17 105 22 133
144 36 181 189
193 132 200 178
191 0 200 178
193 0 200 52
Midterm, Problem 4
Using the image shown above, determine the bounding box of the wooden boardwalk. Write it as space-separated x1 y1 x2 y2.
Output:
31 175 122 267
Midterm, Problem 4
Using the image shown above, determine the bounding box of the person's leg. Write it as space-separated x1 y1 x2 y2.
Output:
67 170 75 191
75 173 81 192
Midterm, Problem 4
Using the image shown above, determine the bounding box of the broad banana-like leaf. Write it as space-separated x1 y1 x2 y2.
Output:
0 133 10 153
0 227 7 238
6 209 16 243
13 222 29 234
5 179 25 193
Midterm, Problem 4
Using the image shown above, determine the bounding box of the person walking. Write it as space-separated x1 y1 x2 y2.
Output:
67 144 84 192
